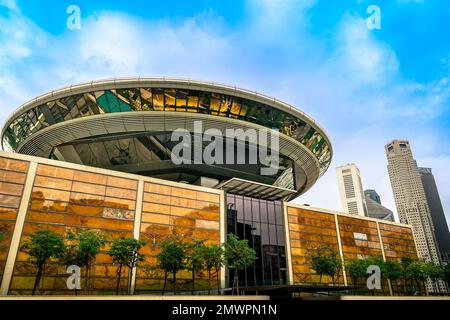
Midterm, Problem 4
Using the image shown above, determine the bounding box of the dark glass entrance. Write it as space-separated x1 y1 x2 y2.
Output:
226 194 287 288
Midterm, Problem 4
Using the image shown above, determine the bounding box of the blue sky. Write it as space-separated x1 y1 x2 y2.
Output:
0 0 449 226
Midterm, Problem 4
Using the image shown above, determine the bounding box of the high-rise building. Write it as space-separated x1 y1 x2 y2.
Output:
336 164 367 216
365 189 381 204
364 189 395 222
418 167 450 263
385 140 445 292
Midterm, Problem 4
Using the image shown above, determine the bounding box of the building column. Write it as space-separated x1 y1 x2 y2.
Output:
376 221 393 296
129 179 144 295
334 214 347 286
0 162 37 295
282 202 294 285
219 191 226 291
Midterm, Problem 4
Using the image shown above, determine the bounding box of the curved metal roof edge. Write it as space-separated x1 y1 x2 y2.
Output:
1 77 333 161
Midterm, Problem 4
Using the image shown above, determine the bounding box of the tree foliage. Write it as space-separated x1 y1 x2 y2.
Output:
186 240 206 293
345 259 369 285
20 230 66 295
223 233 256 295
156 236 187 295
309 248 342 284
107 237 146 295
201 244 224 294
63 229 107 292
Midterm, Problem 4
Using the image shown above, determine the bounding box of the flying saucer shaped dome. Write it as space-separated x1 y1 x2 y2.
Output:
1 78 332 197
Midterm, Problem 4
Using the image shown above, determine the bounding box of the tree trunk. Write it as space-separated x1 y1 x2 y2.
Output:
191 268 195 295
85 266 89 294
116 264 122 295
319 274 322 284
40 263 46 294
236 272 240 296
208 269 211 295
32 264 43 295
127 268 133 295
173 270 176 295
216 268 220 295
162 271 168 295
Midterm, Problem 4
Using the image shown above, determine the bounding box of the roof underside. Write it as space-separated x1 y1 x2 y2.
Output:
216 178 296 201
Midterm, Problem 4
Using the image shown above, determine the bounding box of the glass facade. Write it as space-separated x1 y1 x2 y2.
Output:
286 205 418 289
0 153 223 295
3 87 331 174
379 223 418 261
136 183 221 293
287 207 344 284
226 194 286 288
337 216 383 261
10 164 138 295
0 157 29 281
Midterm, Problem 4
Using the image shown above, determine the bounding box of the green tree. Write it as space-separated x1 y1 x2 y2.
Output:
186 240 206 294
424 262 444 294
64 229 107 293
20 230 66 295
404 261 427 295
223 234 256 295
401 256 415 294
156 236 187 295
0 224 9 250
201 244 224 294
107 237 146 295
384 260 403 294
345 259 369 292
442 263 450 293
309 248 342 285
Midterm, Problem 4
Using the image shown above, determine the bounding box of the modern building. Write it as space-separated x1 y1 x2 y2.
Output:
336 164 367 217
385 140 445 292
0 79 419 296
418 167 450 263
365 189 381 204
364 190 395 222
2 78 333 198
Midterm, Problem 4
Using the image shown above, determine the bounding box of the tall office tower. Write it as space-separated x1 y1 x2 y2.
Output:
364 189 381 204
364 189 395 222
336 164 367 216
418 167 450 263
385 140 445 292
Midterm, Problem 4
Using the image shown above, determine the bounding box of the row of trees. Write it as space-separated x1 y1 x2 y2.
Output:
19 229 256 296
308 248 450 295
156 233 256 295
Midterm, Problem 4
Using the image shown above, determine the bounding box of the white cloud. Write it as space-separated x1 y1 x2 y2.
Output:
334 13 399 84
0 0 18 11
0 12 47 65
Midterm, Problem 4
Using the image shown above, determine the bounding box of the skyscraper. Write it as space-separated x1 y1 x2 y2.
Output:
336 164 367 216
418 167 450 263
364 189 381 204
385 140 444 292
364 189 395 222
